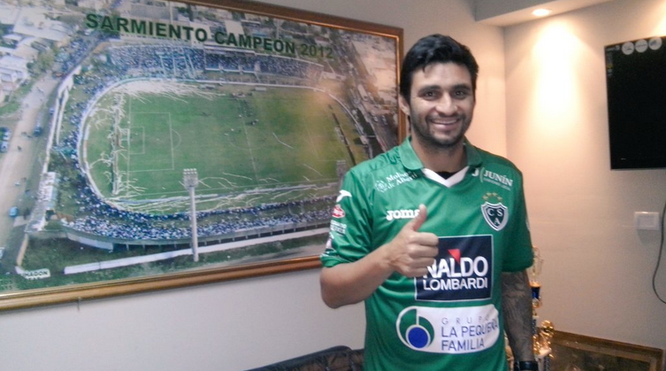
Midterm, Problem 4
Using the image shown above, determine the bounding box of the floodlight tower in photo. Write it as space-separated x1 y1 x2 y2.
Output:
183 168 199 262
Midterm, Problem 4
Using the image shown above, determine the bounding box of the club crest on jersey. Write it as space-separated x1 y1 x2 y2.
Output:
481 202 508 231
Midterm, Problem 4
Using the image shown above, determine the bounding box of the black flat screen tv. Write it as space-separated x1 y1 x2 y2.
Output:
605 36 666 170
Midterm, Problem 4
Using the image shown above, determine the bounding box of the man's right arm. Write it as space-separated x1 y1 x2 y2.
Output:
320 247 395 308
320 204 439 308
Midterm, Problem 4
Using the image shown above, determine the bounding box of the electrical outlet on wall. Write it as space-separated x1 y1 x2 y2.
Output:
634 211 661 231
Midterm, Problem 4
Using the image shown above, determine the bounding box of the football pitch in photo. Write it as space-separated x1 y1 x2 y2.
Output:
82 80 365 214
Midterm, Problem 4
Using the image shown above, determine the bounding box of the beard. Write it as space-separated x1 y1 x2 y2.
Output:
410 111 472 152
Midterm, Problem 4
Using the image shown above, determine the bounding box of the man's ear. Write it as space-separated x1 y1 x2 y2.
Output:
398 95 410 116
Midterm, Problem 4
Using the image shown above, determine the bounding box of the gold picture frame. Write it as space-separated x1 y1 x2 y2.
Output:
550 330 664 371
0 0 403 310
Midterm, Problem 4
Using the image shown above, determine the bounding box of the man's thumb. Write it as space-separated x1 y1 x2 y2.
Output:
409 204 428 231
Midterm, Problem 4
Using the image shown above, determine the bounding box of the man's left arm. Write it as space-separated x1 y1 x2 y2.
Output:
501 270 536 368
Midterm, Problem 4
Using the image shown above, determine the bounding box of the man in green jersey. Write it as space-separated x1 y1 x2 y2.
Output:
320 34 538 371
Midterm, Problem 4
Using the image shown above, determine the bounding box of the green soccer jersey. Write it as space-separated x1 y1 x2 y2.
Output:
321 137 534 371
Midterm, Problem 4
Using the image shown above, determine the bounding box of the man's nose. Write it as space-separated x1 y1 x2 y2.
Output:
435 94 457 115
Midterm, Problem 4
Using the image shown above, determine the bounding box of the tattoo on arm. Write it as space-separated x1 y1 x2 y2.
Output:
502 270 534 362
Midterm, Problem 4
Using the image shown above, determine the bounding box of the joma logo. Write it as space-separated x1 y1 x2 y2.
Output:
386 209 419 221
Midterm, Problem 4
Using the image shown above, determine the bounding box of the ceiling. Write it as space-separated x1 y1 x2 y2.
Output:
473 0 616 26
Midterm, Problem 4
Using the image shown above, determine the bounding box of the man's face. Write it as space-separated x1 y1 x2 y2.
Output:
400 62 475 150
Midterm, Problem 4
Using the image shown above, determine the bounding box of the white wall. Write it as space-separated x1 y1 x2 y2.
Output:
0 1 507 370
0 270 363 371
505 0 666 351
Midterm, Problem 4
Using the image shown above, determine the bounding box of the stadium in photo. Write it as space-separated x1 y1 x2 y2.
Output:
84 80 360 215
51 44 374 261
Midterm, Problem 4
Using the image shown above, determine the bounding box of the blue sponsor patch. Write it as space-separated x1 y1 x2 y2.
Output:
416 235 493 302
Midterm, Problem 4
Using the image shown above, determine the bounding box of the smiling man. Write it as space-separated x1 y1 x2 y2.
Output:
320 34 537 371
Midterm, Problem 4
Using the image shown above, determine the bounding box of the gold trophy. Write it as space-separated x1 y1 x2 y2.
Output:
529 247 554 371
528 246 543 311
539 320 554 352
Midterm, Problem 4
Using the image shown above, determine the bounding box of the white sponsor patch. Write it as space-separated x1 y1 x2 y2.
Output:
396 304 500 354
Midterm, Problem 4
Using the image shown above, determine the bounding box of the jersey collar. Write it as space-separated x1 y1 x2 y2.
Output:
398 136 483 171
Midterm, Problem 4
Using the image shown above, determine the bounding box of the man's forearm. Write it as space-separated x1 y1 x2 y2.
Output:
501 270 535 362
320 247 394 308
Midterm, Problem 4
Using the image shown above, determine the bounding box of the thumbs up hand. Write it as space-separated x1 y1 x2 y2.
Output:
381 204 439 278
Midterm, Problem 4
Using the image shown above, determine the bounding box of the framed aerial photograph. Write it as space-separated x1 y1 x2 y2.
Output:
550 330 664 371
0 0 403 310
